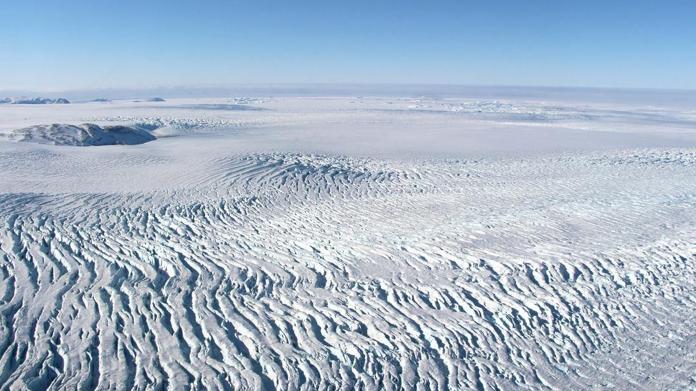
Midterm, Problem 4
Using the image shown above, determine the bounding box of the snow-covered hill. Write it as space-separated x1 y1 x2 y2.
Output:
0 97 70 104
7 123 156 146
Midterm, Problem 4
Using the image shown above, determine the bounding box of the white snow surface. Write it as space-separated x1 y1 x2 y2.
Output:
1 95 696 389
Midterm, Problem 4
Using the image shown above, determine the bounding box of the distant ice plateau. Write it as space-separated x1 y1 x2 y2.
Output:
0 94 696 389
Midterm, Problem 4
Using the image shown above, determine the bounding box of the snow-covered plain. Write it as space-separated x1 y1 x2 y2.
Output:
1 94 696 389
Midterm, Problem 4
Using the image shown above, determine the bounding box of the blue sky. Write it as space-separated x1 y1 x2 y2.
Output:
1 0 695 91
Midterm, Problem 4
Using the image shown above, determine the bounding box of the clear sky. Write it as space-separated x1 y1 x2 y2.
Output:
1 0 695 91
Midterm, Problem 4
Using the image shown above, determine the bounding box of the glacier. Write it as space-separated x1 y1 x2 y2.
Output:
0 94 696 389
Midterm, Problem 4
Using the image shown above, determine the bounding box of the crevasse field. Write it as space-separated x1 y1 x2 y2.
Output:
1 93 696 390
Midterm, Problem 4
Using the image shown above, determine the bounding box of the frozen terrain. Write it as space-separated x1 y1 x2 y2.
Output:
1 92 696 389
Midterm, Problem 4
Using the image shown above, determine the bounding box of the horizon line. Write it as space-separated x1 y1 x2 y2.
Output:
3 82 696 96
